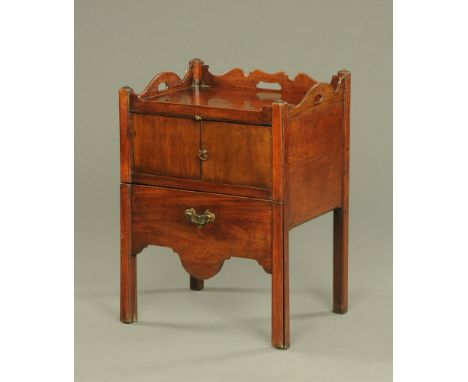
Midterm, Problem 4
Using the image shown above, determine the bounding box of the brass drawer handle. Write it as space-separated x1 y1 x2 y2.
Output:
185 208 216 228
198 149 208 161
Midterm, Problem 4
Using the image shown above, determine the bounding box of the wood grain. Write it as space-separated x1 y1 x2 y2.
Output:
132 172 271 199
130 185 273 279
190 58 204 85
285 101 344 228
138 61 196 99
202 120 272 188
271 203 289 349
130 98 274 125
120 59 351 349
289 75 345 118
119 87 133 182
120 184 137 323
271 101 287 201
132 114 201 179
202 66 317 94
333 70 351 314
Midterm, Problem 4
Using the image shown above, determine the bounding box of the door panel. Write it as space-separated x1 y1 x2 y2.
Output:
202 121 272 188
132 114 201 179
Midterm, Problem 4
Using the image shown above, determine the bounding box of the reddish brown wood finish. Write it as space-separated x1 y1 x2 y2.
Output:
201 66 317 94
139 64 192 100
190 58 204 85
119 59 350 349
130 185 273 279
144 86 304 111
202 121 272 188
270 102 288 348
130 97 274 125
132 114 201 179
285 100 344 227
132 172 271 199
271 101 287 202
271 203 289 349
119 87 133 183
333 70 351 314
120 184 137 323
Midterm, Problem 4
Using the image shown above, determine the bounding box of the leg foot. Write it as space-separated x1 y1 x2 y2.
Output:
333 306 348 314
190 276 204 291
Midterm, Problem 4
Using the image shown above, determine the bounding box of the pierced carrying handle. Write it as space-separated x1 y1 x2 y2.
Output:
250 70 287 90
139 72 186 99
185 208 216 228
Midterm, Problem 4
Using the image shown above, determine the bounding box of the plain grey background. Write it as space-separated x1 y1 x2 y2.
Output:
75 0 392 381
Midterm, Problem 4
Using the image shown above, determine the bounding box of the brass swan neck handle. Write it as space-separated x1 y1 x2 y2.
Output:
185 208 216 228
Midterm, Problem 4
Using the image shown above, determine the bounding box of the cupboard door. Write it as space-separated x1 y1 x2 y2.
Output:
132 114 201 179
202 121 272 188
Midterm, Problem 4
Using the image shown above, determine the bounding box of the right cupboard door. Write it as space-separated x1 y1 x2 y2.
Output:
202 121 272 189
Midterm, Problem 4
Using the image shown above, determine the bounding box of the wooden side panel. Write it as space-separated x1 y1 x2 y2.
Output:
132 114 201 179
286 101 344 228
130 185 273 279
202 121 272 188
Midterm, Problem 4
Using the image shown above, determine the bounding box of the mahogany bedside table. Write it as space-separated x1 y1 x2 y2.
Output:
119 59 350 349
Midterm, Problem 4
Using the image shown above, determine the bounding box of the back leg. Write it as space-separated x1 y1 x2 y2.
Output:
190 276 204 291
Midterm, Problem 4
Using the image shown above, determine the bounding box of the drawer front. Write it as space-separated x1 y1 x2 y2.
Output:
132 114 201 179
130 185 273 279
202 121 272 188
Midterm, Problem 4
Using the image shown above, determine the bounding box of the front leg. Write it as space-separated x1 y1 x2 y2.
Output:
272 204 290 349
120 184 137 323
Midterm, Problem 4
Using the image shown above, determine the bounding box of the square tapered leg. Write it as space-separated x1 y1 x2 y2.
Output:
333 206 348 314
120 184 137 323
272 204 289 349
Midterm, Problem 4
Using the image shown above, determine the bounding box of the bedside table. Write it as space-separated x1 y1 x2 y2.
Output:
119 59 350 349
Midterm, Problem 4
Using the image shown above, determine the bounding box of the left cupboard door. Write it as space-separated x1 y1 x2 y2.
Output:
131 114 201 179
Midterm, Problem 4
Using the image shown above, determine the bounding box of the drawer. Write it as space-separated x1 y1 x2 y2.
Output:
130 114 272 190
130 184 273 279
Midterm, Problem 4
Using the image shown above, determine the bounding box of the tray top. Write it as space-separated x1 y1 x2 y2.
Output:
125 59 347 124
141 85 306 112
